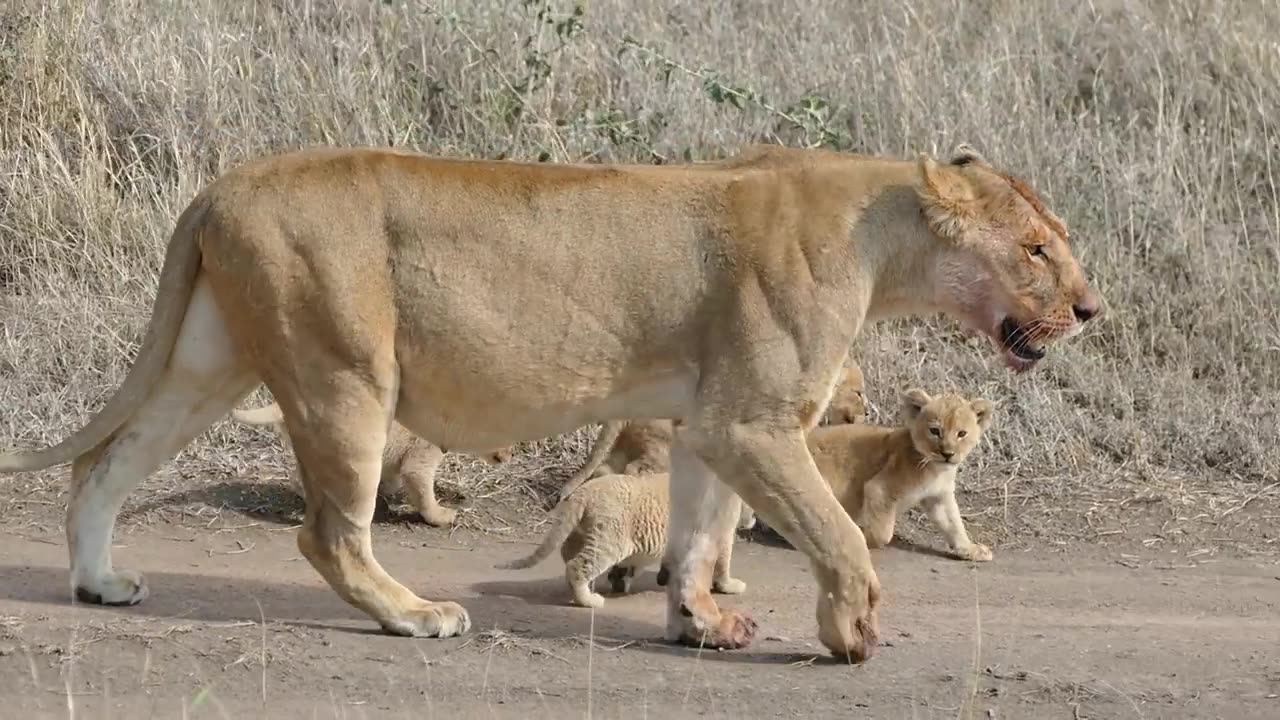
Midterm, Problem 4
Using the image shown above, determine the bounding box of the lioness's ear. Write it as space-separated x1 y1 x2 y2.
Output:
900 388 931 419
970 398 995 430
916 153 978 240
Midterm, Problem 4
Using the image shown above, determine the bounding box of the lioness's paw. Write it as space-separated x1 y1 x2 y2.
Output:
712 576 747 595
956 543 993 562
676 608 757 650
74 569 149 606
382 601 471 638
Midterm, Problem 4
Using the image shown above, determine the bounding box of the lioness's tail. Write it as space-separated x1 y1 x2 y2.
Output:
495 496 587 570
231 403 285 426
557 421 623 502
0 201 210 473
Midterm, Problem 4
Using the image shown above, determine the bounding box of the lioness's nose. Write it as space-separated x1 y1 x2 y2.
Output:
1073 289 1103 323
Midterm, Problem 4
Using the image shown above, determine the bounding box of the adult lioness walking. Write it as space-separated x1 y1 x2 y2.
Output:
0 143 1102 662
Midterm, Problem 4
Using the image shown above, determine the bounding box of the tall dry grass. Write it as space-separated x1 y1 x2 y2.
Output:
1 0 1277 540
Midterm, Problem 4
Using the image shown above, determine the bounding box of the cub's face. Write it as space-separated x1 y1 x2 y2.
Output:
900 388 993 467
917 147 1104 373
822 364 867 426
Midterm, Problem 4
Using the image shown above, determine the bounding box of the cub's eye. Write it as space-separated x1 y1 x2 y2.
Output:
929 427 941 437
958 430 968 439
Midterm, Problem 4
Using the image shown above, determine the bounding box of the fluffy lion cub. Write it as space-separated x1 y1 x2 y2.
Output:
557 363 868 503
230 403 511 527
498 472 754 608
808 388 995 562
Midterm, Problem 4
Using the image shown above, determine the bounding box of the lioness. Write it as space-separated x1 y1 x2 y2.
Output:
498 472 753 608
557 363 868 503
0 142 1102 661
230 402 513 527
809 388 996 561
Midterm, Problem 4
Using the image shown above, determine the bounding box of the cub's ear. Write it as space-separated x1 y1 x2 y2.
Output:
899 388 932 420
916 151 979 241
969 398 995 430
948 143 987 167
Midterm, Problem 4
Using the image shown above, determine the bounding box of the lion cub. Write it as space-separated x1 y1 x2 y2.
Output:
557 363 868 503
498 472 753 608
230 403 511 527
808 388 995 562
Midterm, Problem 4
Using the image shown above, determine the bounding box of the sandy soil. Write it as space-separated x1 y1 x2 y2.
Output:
2 499 1278 720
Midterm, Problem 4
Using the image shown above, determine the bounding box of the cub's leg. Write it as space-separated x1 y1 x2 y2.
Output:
675 422 880 662
606 565 637 594
921 491 992 562
854 480 899 549
710 494 747 595
562 526 627 608
394 442 457 527
282 377 469 637
67 279 257 605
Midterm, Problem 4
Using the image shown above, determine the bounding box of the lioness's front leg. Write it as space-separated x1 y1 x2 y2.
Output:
663 438 758 649
682 423 881 662
921 492 992 562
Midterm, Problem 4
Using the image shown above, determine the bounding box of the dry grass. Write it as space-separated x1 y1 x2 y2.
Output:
1 0 1278 546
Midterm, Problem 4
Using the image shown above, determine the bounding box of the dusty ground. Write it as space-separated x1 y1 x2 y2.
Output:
1 466 1278 720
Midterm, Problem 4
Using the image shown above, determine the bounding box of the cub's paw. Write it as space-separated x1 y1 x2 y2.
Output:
420 506 459 528
712 576 747 595
572 591 606 609
955 543 993 562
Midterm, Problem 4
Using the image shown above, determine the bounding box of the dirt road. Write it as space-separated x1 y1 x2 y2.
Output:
2 511 1278 719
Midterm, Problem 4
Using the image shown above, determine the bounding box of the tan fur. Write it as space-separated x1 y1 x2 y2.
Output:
230 402 512 527
558 362 868 503
0 143 1102 661
808 388 996 561
499 472 751 607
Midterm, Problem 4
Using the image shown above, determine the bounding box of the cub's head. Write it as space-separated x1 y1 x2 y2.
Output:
916 145 1104 372
899 388 994 467
822 364 867 426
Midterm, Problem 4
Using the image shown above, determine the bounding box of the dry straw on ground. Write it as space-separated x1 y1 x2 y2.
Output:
1 0 1277 546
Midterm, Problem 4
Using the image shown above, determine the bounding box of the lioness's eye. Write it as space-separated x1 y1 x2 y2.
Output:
1027 244 1047 258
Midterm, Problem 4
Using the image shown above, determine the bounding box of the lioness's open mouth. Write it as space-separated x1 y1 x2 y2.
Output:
998 317 1045 372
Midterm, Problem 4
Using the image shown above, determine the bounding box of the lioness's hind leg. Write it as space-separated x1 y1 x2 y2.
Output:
68 279 257 606
662 437 757 649
395 443 456 527
284 380 470 638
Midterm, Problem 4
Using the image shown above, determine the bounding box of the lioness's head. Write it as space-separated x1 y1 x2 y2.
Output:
899 388 993 467
821 364 867 426
916 145 1103 372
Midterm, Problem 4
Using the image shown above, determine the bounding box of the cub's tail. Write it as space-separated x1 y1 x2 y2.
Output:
496 494 588 570
557 421 623 502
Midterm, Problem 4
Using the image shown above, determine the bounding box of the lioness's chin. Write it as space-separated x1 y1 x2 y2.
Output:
993 316 1047 373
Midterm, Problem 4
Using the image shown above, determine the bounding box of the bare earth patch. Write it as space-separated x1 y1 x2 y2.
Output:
1 462 1278 719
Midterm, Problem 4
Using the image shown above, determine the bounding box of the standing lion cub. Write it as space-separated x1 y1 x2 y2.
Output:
230 403 511 527
498 472 754 608
808 388 995 562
